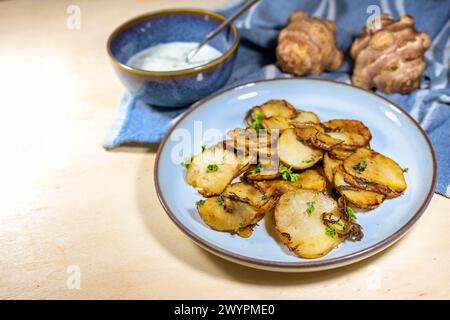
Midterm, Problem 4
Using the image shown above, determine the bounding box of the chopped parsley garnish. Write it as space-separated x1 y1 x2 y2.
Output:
325 226 337 238
261 194 268 201
346 206 356 220
352 160 367 174
278 165 299 181
201 145 206 152
250 164 262 175
206 164 219 173
251 112 264 130
181 156 194 168
306 201 315 216
216 197 224 206
403 167 409 173
196 199 205 206
254 112 264 122
323 187 328 194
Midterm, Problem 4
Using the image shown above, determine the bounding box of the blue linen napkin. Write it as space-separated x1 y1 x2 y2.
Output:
104 0 450 197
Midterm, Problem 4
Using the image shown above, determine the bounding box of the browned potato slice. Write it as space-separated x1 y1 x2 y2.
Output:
323 152 342 183
274 190 343 259
255 170 326 197
323 119 371 150
186 144 247 197
197 197 263 232
290 109 320 125
343 148 407 194
278 129 323 169
222 182 268 208
333 167 385 209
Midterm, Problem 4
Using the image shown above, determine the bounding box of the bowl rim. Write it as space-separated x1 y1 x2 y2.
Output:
153 78 437 270
106 8 240 77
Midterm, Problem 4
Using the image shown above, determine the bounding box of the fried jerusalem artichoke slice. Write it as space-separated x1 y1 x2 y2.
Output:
227 127 275 157
294 119 371 153
322 119 372 150
292 120 370 152
185 144 252 197
290 110 320 126
197 196 264 233
276 11 343 76
278 128 323 169
257 99 296 118
244 156 281 181
342 170 399 199
351 13 431 94
274 190 343 259
245 99 297 131
333 167 385 209
328 147 355 160
222 182 269 208
323 152 342 184
343 148 407 197
255 169 326 198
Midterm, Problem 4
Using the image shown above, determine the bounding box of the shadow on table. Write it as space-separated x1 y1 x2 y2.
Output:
105 142 160 153
136 156 402 286
198 244 396 286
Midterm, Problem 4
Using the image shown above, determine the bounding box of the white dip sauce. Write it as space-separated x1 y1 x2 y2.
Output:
126 42 223 72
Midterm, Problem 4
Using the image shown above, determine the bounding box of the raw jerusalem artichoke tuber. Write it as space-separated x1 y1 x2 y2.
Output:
351 14 431 94
276 11 344 76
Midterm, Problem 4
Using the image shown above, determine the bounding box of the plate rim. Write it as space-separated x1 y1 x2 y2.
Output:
154 78 437 270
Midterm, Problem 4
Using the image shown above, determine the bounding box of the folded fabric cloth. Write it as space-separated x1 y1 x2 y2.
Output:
104 0 450 197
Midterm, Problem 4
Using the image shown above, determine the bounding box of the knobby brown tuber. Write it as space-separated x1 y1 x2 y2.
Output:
276 11 344 76
351 14 432 94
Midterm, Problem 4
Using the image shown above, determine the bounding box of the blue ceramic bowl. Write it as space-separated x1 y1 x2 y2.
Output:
107 9 239 107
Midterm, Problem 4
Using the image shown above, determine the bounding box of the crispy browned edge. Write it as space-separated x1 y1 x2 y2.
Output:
154 78 437 270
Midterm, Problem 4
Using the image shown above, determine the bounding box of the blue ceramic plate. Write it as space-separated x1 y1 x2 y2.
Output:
155 78 436 272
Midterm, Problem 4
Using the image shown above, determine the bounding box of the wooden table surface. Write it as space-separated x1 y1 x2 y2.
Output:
1 0 449 300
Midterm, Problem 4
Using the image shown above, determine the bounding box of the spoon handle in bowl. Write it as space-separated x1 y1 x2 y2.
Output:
186 0 260 62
